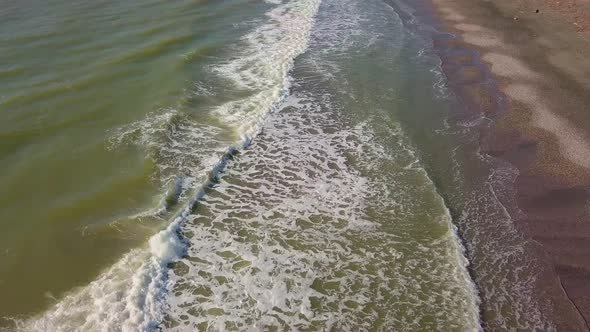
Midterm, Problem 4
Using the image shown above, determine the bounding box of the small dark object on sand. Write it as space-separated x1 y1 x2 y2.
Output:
536 9 540 13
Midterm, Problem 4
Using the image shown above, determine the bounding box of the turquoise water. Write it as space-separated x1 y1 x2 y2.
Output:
0 0 514 330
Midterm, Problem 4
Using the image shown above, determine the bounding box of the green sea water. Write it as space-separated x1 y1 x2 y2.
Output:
0 0 544 330
0 0 254 320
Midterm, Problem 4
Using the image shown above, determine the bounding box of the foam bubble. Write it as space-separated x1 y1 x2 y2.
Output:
163 89 481 330
149 219 184 264
211 0 321 138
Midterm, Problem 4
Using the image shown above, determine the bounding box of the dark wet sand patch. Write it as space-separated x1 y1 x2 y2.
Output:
426 0 590 328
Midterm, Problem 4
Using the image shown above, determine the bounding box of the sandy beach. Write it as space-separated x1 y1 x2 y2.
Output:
428 0 590 329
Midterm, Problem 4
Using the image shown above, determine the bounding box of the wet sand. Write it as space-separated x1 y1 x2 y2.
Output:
427 0 590 329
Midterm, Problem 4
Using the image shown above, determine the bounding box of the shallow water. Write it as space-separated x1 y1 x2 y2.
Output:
0 0 512 330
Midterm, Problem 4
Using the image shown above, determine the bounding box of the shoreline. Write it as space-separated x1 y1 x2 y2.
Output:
425 0 590 329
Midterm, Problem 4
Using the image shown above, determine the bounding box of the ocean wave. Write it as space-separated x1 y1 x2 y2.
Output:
13 0 321 330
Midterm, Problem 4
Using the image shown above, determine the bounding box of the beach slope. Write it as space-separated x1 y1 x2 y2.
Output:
430 0 590 329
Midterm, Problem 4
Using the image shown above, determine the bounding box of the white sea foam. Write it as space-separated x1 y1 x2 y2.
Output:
108 109 228 190
164 88 481 330
212 0 320 138
15 0 321 331
14 249 165 331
